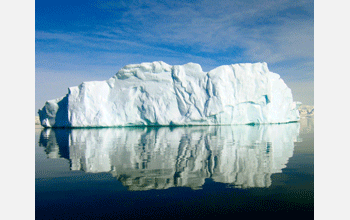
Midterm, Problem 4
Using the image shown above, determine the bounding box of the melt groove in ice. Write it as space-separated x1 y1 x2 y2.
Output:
39 61 300 127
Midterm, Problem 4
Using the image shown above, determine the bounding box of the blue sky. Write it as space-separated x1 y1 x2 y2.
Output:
35 0 314 113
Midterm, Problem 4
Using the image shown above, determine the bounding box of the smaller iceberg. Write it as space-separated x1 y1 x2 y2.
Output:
38 61 300 127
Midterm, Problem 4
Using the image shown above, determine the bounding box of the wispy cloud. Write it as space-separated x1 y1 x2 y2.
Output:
95 0 313 55
35 29 220 71
37 0 313 67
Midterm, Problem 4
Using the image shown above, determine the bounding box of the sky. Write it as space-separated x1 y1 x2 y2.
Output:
35 0 314 113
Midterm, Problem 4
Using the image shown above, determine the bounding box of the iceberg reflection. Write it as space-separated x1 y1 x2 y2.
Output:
39 123 300 190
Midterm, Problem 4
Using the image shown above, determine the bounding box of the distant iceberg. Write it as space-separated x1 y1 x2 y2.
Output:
38 61 300 127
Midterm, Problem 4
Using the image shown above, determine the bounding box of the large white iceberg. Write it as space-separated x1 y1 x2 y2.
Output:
38 61 300 127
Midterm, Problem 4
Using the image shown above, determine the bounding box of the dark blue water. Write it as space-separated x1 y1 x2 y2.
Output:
35 118 313 219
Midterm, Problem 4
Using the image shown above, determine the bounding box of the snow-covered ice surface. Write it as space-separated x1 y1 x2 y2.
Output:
38 61 300 127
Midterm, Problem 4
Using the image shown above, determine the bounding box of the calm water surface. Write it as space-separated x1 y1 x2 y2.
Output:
35 117 314 219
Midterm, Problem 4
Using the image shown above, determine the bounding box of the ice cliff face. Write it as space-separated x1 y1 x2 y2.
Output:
38 61 300 127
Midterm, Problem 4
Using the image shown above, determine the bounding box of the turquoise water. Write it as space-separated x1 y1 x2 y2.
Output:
35 117 313 219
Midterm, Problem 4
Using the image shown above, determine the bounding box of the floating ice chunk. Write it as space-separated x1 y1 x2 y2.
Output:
38 61 300 127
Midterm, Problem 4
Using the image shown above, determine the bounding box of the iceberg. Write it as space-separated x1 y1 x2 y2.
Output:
38 61 300 127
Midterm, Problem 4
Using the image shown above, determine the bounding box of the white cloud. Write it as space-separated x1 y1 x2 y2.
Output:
240 18 313 64
37 0 313 67
103 0 313 53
